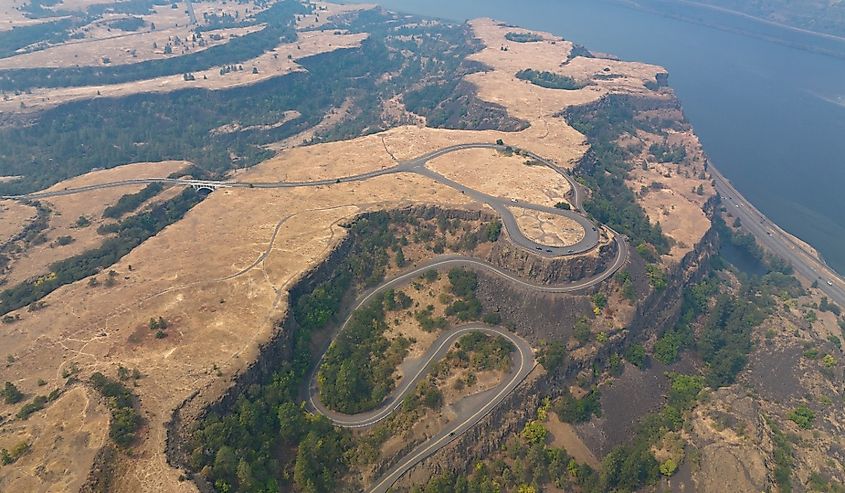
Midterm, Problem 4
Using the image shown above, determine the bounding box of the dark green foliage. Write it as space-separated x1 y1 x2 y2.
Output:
412 427 598 493
646 264 668 290
190 370 350 493
566 97 670 254
0 189 203 315
54 235 74 246
666 373 704 409
0 1 308 91
600 442 660 491
16 395 47 419
516 68 583 90
573 316 591 344
806 472 844 493
481 311 501 326
769 419 794 492
653 330 685 365
539 341 567 374
484 220 502 242
107 16 145 31
2 382 23 404
0 11 493 197
451 332 514 372
103 183 164 219
0 19 75 59
445 268 485 321
445 297 482 321
787 405 815 429
318 296 410 413
648 143 687 163
617 270 637 301
505 32 543 43
421 269 439 282
554 389 602 423
448 268 478 297
820 297 841 316
592 292 608 309
383 288 413 311
90 372 141 447
189 212 422 490
651 277 715 365
624 343 648 368
293 420 349 493
414 306 448 332
608 354 625 377
699 293 763 387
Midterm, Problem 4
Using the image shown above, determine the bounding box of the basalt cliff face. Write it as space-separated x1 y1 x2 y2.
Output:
391 200 721 489
485 235 618 286
164 205 516 487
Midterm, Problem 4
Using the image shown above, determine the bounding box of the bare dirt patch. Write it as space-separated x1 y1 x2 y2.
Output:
510 207 584 247
546 413 600 468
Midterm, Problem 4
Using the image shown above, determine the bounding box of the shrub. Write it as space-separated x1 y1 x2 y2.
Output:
2 382 23 404
788 405 815 429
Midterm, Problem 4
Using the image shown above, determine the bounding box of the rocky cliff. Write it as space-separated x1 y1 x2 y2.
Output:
485 233 618 285
390 198 721 490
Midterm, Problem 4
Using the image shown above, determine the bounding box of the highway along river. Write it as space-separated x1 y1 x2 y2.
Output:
354 0 845 275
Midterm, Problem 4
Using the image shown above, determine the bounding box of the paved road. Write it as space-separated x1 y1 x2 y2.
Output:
5 141 624 491
306 246 627 425
2 143 599 258
711 166 845 307
306 240 628 492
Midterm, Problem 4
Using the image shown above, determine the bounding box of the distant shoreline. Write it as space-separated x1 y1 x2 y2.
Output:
610 0 845 61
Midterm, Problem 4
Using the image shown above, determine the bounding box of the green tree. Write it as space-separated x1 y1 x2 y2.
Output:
213 446 237 479
521 421 548 445
2 382 23 404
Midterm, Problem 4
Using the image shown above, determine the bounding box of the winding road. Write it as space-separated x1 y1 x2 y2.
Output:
1 143 596 258
3 142 626 491
304 246 628 493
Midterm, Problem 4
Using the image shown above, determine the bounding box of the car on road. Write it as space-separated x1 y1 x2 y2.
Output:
829 280 835 286
510 198 518 203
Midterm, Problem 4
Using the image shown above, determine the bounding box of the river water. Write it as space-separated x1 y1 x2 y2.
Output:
350 0 845 274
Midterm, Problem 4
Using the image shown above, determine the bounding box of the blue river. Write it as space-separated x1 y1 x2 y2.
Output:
351 0 845 274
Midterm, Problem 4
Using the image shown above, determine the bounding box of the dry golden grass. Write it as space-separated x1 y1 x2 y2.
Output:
298 1 377 30
254 126 398 181
0 0 58 32
510 207 584 247
0 29 368 114
426 147 571 206
626 126 715 263
0 200 36 244
2 160 188 286
0 386 109 493
0 12 709 493
0 25 262 69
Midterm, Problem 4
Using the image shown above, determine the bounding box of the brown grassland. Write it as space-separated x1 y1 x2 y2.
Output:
0 10 718 493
